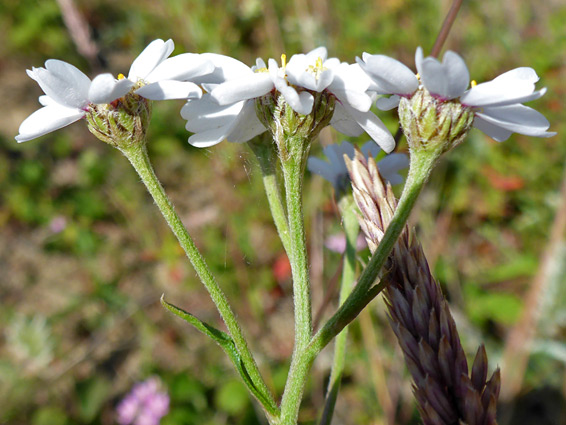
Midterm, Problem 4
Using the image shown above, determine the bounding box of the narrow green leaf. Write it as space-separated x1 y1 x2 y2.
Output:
160 296 279 416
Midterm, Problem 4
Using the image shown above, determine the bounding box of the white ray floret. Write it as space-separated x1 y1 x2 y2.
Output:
357 47 555 141
16 60 129 142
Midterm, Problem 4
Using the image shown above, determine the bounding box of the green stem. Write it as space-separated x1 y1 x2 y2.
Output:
249 139 292 254
319 195 359 425
121 144 278 417
279 135 313 424
278 150 437 424
310 151 436 354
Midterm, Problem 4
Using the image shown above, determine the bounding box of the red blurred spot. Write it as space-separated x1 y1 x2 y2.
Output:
169 264 184 283
483 167 524 191
272 253 292 282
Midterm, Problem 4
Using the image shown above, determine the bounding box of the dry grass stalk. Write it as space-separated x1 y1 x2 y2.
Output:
345 150 500 425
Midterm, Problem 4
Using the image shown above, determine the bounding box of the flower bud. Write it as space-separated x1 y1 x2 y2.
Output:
399 87 474 156
86 90 152 150
255 90 335 160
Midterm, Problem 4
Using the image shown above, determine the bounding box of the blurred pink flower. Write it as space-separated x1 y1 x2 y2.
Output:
117 377 169 425
49 216 67 234
324 232 367 253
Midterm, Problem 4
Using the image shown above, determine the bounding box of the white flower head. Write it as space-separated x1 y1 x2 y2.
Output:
357 47 556 142
307 141 409 194
102 38 214 101
16 39 215 143
282 47 396 152
15 60 128 142
191 48 395 152
181 53 268 147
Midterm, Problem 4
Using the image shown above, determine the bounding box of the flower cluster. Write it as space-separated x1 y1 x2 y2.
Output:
17 39 555 153
16 39 212 143
116 377 170 425
357 47 556 147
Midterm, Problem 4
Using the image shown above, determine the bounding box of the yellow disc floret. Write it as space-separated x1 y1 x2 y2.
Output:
306 57 326 81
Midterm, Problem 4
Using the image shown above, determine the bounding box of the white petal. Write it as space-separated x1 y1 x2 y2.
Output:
28 60 91 109
341 104 395 152
210 73 273 104
306 47 328 62
193 53 253 84
415 47 424 75
280 86 314 115
268 58 286 81
128 39 174 81
187 125 233 147
332 88 372 112
330 103 364 136
16 104 84 142
472 116 514 142
419 50 469 99
460 68 542 107
39 95 54 106
184 97 265 146
182 96 242 132
224 100 267 143
476 104 556 138
145 53 215 83
184 97 241 147
253 57 267 71
286 61 332 91
88 74 133 103
136 80 202 100
331 62 371 92
376 95 401 111
323 57 341 70
356 54 418 95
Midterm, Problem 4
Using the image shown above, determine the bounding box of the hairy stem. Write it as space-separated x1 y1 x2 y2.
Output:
249 139 292 254
279 134 313 424
121 144 277 417
279 151 436 423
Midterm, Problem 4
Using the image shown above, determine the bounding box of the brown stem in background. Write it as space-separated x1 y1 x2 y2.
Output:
55 0 103 71
430 0 465 58
500 161 566 402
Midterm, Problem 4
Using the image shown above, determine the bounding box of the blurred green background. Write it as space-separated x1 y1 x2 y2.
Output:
1 0 565 424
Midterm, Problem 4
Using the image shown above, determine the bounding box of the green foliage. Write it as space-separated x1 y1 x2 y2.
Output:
215 379 250 415
32 407 68 425
76 377 112 422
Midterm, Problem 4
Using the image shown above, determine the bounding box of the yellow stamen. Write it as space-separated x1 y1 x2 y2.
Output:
117 73 125 80
281 54 287 69
471 79 477 87
416 72 421 80
306 57 327 80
